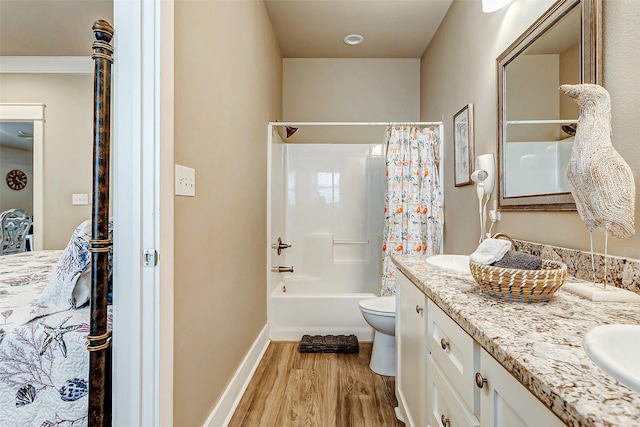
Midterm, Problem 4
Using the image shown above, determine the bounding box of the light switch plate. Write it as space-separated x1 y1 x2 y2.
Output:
175 164 195 197
72 193 90 205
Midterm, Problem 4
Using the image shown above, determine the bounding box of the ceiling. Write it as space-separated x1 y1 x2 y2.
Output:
0 122 34 151
264 0 453 58
0 0 452 58
0 0 113 56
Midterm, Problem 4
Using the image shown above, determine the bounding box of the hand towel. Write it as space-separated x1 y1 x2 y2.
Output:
491 250 542 270
562 282 640 302
469 238 512 265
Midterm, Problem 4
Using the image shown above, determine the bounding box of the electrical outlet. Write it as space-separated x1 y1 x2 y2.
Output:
175 164 195 197
72 193 90 205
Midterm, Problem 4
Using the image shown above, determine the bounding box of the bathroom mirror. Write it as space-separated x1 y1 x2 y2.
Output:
497 0 601 211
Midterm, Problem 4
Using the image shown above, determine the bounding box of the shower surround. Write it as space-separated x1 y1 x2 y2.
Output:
268 142 385 340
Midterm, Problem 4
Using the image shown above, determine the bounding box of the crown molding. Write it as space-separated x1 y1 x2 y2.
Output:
0 56 92 74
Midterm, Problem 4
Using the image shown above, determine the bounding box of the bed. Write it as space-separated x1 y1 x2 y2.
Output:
0 20 114 427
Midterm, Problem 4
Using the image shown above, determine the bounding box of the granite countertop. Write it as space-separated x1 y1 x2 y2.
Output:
392 254 640 427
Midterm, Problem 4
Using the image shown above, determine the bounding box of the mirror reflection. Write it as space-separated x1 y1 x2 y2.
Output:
497 0 601 211
505 6 579 198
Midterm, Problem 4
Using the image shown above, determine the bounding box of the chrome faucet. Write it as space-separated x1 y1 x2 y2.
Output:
271 237 292 255
491 232 516 250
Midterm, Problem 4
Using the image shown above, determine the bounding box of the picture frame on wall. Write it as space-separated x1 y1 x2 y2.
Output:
453 103 474 187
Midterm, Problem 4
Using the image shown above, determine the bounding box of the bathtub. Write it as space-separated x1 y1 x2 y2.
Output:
268 276 377 341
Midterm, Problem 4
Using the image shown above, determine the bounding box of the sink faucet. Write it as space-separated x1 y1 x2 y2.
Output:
492 232 516 250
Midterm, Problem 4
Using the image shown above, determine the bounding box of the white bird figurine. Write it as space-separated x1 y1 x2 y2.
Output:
559 83 636 240
559 83 636 287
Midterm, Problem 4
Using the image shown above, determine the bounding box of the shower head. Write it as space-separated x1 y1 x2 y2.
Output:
286 126 298 138
562 123 577 136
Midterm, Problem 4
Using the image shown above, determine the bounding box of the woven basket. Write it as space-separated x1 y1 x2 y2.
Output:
469 259 567 303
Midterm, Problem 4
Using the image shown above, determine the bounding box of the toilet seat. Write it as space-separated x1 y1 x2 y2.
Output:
359 296 396 318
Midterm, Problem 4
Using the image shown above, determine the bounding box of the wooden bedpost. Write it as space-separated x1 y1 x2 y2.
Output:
87 19 114 427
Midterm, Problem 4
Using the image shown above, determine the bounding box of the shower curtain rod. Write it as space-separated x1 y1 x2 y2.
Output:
506 119 578 125
270 121 442 127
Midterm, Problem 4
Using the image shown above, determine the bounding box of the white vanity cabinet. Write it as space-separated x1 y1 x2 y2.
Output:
426 299 480 427
396 271 566 427
478 349 565 427
396 272 427 427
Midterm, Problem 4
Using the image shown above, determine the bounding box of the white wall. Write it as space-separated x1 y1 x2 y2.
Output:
283 143 384 292
0 146 33 213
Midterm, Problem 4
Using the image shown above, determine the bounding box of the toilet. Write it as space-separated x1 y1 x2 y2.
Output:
358 296 396 376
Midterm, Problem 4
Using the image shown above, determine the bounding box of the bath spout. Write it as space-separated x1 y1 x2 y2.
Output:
271 266 294 273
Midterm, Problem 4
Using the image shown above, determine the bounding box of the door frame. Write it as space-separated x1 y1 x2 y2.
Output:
0 2 175 425
0 103 44 250
113 0 174 426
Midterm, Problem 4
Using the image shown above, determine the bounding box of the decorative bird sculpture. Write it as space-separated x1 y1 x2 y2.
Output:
559 84 636 285
559 83 636 239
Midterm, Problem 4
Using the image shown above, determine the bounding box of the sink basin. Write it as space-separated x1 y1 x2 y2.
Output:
583 324 640 392
425 254 471 276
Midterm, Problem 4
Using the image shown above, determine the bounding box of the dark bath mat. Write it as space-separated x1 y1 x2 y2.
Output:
298 334 359 354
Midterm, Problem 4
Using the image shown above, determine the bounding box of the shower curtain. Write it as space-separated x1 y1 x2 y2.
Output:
381 125 443 296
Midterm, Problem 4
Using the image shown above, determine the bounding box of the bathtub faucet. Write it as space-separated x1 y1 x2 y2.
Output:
271 266 294 273
271 237 292 255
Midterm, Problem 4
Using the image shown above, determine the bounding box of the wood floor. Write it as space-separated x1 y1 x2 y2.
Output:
228 341 404 427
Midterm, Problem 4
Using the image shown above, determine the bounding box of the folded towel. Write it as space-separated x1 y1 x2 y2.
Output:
562 282 640 302
491 250 542 270
469 238 512 265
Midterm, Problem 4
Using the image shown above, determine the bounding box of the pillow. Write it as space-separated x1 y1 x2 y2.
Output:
38 219 113 310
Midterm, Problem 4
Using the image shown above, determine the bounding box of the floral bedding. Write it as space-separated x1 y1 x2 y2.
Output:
0 251 111 427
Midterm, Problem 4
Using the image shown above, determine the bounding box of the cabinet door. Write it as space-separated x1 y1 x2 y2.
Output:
427 357 480 427
427 299 478 415
479 349 565 427
396 272 427 427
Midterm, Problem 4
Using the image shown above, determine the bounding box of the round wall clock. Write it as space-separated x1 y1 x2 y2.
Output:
6 169 27 191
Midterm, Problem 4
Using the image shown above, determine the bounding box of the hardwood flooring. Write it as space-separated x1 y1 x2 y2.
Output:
228 341 404 427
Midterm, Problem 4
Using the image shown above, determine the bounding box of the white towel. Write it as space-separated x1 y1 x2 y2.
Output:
469 238 512 265
562 282 640 302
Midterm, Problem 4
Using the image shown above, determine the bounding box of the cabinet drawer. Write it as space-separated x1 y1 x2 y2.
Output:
427 356 480 427
427 299 478 413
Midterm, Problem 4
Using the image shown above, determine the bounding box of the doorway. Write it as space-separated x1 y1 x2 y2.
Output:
0 104 44 250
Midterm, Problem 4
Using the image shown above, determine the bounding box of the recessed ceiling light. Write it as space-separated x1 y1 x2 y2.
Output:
343 34 364 46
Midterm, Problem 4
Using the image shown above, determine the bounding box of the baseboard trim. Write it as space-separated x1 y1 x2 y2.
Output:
202 324 269 427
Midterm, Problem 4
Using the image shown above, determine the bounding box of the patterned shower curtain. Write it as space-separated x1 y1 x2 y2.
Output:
381 125 443 296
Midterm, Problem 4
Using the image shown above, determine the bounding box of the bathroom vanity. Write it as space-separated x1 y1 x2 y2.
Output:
393 255 640 427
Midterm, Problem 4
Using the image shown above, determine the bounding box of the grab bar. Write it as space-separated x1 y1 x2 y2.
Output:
332 240 369 244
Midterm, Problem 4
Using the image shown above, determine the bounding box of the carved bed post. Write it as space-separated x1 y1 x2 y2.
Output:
87 19 114 427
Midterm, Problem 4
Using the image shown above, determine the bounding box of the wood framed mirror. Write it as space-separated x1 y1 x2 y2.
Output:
497 0 602 211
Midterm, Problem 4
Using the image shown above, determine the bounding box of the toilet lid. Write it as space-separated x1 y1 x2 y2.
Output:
359 296 396 315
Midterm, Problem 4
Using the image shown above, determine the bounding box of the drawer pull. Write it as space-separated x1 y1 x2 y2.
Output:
441 414 450 427
440 338 450 351
416 305 423 314
475 372 488 389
